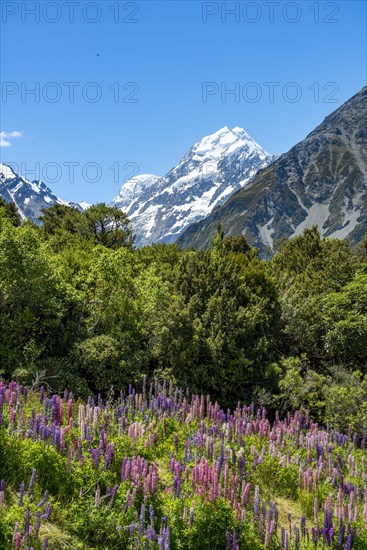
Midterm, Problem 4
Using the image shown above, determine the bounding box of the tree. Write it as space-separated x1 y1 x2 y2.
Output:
270 227 357 363
82 203 135 249
150 240 281 405
40 203 135 250
322 271 367 367
39 203 81 235
224 234 252 256
0 197 21 227
0 223 68 378
76 335 122 393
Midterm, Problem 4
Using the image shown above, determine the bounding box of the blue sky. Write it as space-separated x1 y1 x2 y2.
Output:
1 0 366 203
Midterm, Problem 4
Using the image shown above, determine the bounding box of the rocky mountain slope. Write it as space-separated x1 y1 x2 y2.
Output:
112 126 273 246
0 163 87 222
177 86 367 255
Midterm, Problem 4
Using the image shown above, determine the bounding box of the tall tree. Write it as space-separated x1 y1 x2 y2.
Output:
82 203 135 249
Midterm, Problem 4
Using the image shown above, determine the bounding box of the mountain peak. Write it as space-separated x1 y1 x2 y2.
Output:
177 86 367 255
0 164 87 222
113 127 273 246
0 163 17 181
190 125 269 165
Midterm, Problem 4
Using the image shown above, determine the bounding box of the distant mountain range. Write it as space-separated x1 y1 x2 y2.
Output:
177 86 367 254
1 127 273 241
0 163 89 222
1 86 366 253
112 126 274 246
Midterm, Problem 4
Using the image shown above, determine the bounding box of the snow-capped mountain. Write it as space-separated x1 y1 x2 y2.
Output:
112 174 161 213
112 126 274 246
0 163 88 222
178 86 367 256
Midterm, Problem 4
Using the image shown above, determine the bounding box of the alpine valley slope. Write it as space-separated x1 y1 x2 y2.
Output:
112 126 274 246
0 163 89 222
177 86 367 255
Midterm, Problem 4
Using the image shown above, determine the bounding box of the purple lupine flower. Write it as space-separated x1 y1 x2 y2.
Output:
238 453 246 477
217 442 225 476
18 481 25 506
232 530 238 550
189 507 194 527
35 512 41 539
12 521 19 545
24 507 31 536
338 518 345 549
264 520 271 546
41 503 52 520
42 537 49 550
281 527 286 549
108 484 119 502
149 504 155 525
312 527 318 547
139 503 146 533
253 485 260 515
174 475 181 497
28 468 37 496
104 442 114 470
37 490 49 508
301 515 306 536
344 532 353 550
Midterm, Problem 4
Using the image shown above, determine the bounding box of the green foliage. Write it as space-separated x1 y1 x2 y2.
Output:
0 197 21 227
271 226 359 362
149 236 281 405
82 203 135 249
322 271 367 365
277 360 367 432
0 223 67 377
40 202 134 250
0 206 366 422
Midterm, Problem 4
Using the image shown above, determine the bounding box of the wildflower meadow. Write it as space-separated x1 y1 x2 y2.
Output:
0 379 366 549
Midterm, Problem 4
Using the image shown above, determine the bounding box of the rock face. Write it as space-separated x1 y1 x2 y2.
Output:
177 86 367 255
0 163 87 222
112 126 273 247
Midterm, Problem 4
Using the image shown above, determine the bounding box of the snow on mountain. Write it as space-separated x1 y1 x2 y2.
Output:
112 174 160 212
112 126 274 246
177 86 367 256
78 201 92 210
0 163 87 222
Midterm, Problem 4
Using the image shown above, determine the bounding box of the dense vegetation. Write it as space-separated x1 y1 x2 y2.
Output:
0 201 366 431
0 380 366 549
0 200 366 548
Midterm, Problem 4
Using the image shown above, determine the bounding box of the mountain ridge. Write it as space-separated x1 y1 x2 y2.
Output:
177 86 367 254
0 163 87 222
112 125 274 246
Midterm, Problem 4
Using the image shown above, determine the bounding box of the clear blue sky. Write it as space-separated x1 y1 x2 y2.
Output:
1 0 366 203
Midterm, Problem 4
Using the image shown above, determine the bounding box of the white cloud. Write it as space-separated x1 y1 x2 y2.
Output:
0 130 24 147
